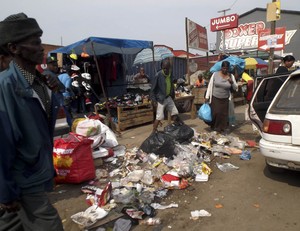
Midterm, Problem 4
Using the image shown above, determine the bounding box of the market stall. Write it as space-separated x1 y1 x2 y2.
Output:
49 36 153 97
49 37 154 130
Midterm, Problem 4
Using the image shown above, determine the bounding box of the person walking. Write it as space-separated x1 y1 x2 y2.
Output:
58 67 75 127
150 58 179 133
0 13 64 231
205 60 238 133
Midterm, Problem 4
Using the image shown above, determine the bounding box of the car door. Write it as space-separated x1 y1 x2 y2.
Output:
268 71 300 145
248 74 289 135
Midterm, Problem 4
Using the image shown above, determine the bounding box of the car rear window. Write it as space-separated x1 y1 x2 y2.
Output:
270 74 300 114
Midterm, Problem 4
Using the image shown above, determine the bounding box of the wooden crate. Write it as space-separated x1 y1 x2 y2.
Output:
117 103 153 131
192 87 207 105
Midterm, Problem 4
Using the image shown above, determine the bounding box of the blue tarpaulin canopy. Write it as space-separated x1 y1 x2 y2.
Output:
49 37 154 108
210 56 245 75
49 36 153 55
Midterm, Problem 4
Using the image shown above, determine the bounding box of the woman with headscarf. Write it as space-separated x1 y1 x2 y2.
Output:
205 60 238 133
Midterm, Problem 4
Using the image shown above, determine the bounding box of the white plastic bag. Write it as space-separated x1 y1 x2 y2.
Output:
76 118 101 137
99 121 118 147
71 205 108 228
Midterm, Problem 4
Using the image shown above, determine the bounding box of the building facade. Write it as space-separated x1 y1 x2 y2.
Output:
216 8 300 58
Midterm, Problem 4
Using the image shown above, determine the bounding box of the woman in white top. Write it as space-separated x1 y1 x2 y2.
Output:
205 61 238 133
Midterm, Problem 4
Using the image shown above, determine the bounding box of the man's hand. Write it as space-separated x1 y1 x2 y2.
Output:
0 201 21 213
152 101 157 108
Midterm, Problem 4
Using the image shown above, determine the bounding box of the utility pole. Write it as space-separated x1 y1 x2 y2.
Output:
268 0 276 74
267 0 280 74
218 8 231 53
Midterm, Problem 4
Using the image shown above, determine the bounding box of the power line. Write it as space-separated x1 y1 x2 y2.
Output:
229 0 239 10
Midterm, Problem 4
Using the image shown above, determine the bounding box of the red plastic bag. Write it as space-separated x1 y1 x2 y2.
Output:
53 133 95 184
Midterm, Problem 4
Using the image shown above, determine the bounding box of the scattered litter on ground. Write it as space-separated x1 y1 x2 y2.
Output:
190 209 212 220
239 150 251 160
63 119 254 229
71 205 108 228
215 203 223 209
216 162 239 172
151 203 179 210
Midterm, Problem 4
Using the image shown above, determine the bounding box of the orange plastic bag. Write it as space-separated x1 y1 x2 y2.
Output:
53 133 95 184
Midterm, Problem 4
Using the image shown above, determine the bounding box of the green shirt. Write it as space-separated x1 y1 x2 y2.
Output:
163 70 171 96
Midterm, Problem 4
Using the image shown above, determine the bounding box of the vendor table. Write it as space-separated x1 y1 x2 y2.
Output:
168 95 196 123
116 103 153 132
94 102 153 132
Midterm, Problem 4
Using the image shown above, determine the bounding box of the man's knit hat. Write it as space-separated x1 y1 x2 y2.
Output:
0 13 43 45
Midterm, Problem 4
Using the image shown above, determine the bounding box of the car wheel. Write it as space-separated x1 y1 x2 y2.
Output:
266 162 285 173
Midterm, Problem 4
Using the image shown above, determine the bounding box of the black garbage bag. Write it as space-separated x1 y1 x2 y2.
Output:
164 122 194 143
140 131 176 159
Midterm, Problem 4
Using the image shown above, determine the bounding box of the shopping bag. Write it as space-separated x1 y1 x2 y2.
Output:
198 103 212 122
228 99 236 126
53 133 95 184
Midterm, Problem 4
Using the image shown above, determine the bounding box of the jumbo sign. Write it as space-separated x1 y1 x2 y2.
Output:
210 14 239 32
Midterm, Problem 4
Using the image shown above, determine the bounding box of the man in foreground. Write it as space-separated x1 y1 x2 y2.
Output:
0 13 64 230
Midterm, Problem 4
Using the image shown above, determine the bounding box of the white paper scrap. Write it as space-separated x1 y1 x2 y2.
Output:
151 203 179 210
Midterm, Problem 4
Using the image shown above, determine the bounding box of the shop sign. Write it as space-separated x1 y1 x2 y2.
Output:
257 27 285 51
218 21 296 51
210 14 239 32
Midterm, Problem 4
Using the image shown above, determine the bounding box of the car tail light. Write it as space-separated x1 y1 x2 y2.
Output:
263 119 291 135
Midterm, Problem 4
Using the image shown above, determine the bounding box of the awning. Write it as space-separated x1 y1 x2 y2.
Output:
49 37 153 56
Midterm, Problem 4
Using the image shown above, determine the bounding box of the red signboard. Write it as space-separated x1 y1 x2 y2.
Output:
257 27 286 51
210 14 239 32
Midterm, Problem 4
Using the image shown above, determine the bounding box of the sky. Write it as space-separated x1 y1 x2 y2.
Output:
0 0 298 54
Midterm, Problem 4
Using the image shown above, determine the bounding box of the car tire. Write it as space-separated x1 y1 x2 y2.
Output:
266 162 285 173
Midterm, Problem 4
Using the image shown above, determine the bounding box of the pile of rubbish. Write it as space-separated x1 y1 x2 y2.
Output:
56 118 255 230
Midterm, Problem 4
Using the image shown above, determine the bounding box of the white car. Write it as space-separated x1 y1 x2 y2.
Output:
249 69 300 172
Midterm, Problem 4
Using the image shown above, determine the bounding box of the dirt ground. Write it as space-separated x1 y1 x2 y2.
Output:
49 104 300 231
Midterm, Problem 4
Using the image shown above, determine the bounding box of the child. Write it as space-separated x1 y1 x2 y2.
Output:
195 74 205 87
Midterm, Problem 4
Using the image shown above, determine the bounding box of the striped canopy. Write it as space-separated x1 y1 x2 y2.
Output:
133 46 174 65
244 57 268 69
